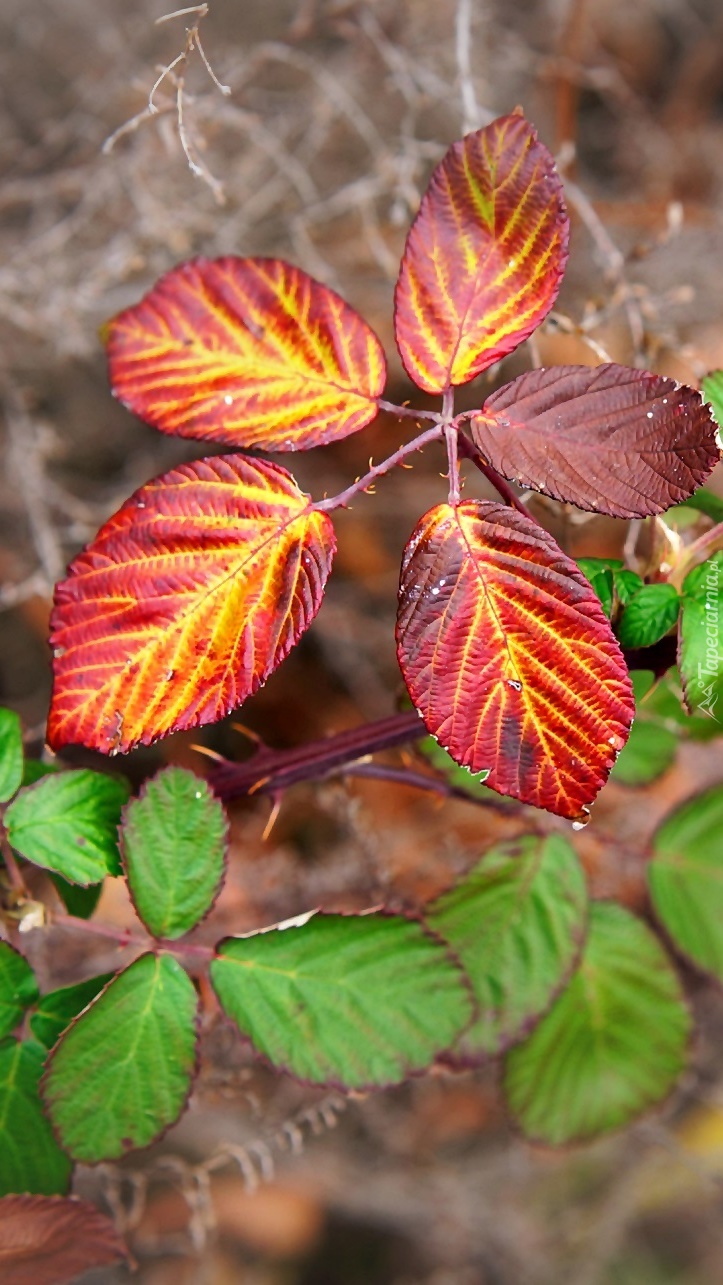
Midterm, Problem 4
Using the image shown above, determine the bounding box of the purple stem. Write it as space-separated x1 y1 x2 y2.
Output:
314 422 444 512
456 431 541 526
207 711 425 801
342 761 520 813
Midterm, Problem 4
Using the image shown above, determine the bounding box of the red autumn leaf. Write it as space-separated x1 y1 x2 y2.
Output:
105 256 386 451
48 455 335 755
394 111 568 395
396 501 634 820
470 364 720 517
0 1195 128 1285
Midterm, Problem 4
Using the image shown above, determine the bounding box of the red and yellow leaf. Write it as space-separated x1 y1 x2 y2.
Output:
48 456 335 754
471 364 720 517
105 257 386 451
394 111 568 394
396 502 634 820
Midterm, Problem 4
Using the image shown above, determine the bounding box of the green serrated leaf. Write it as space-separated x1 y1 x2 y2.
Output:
0 942 39 1039
418 735 491 797
618 583 680 649
427 835 587 1061
581 567 614 618
30 973 114 1050
650 783 723 982
503 903 690 1145
211 912 473 1088
614 569 644 608
0 1038 72 1195
0 709 23 803
702 369 723 433
678 552 723 727
5 770 130 885
122 767 227 940
42 953 198 1162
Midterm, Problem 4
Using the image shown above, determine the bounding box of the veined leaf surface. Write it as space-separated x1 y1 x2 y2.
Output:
396 501 634 819
48 455 335 754
471 365 719 517
106 257 386 451
394 111 568 393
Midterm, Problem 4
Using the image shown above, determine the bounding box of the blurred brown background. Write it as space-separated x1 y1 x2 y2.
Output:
4 0 723 1281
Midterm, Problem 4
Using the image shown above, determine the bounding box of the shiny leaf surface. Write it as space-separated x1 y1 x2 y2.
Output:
394 112 568 393
396 501 634 819
470 365 719 517
106 257 386 451
48 455 335 754
617 583 680 649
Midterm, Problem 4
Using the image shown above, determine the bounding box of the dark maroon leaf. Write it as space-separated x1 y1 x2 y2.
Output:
470 364 719 518
0 1195 128 1285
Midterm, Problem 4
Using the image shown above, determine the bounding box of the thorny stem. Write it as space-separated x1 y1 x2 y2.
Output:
456 431 542 526
207 712 517 810
207 711 423 800
378 399 442 423
314 421 444 512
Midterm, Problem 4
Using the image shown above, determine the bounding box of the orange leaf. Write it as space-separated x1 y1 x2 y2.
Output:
394 111 568 394
106 257 386 451
0 1194 128 1285
396 502 633 820
48 456 335 754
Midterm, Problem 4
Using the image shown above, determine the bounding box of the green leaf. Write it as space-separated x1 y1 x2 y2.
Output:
0 1039 72 1195
21 759 58 786
427 835 587 1061
0 943 39 1039
614 569 644 608
577 563 614 618
503 903 690 1145
678 552 723 726
211 912 473 1088
0 709 23 803
678 486 723 524
632 667 720 742
49 875 104 920
649 783 723 982
702 369 723 433
42 953 198 1162
30 974 114 1050
610 720 678 786
417 735 492 797
618 583 680 649
122 767 227 940
5 770 130 885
